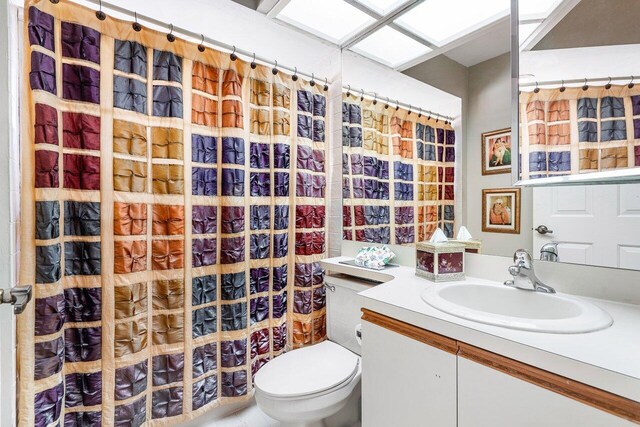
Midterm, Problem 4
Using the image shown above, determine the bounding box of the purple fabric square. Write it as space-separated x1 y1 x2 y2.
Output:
64 287 101 322
394 182 413 200
274 205 289 230
34 336 64 380
192 205 217 235
64 327 101 362
250 172 270 197
549 152 571 172
437 128 445 144
273 143 290 168
221 137 245 165
192 134 216 164
312 174 326 198
250 205 270 230
293 290 311 314
445 146 455 162
65 372 102 407
250 267 269 294
297 90 312 113
634 119 640 139
221 168 245 196
274 172 289 197
445 129 455 145
220 236 245 264
221 370 247 397
34 294 65 336
63 64 100 104
192 167 217 196
61 22 100 64
395 226 415 244
30 51 56 94
352 177 364 198
273 265 287 291
313 286 326 311
529 151 547 172
313 94 326 117
250 143 270 169
250 234 270 260
273 233 288 258
312 262 324 285
192 238 216 267
632 95 640 116
250 296 269 324
272 292 287 318
34 382 64 427
635 146 640 167
220 339 247 367
343 177 351 199
28 7 54 51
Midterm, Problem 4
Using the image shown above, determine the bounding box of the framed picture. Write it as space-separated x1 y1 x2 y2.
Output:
482 128 512 175
482 188 520 234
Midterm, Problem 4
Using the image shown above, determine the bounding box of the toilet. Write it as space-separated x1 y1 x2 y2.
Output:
254 274 369 426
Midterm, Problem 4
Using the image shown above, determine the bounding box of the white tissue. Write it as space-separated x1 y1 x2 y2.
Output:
429 228 448 243
456 226 473 241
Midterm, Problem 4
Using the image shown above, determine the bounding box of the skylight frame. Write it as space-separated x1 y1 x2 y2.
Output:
350 24 433 68
275 0 377 45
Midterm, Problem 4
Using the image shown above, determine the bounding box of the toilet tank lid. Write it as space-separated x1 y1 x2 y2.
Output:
254 341 359 398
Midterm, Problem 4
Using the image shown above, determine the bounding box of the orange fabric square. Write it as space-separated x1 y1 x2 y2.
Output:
114 202 147 235
152 239 184 270
152 205 185 235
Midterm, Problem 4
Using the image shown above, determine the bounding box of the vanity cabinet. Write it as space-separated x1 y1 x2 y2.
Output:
361 316 457 427
361 309 639 427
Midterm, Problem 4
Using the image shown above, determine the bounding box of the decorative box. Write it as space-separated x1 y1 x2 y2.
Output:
415 241 465 282
449 239 482 254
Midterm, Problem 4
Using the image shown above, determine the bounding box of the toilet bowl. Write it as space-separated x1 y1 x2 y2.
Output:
254 274 372 426
254 341 361 426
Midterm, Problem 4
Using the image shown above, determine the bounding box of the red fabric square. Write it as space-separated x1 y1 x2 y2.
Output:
312 206 325 229
34 104 58 145
63 112 100 150
444 185 454 200
353 206 365 226
445 167 455 183
64 154 100 190
35 149 59 188
295 205 313 229
342 206 352 227
355 230 365 242
295 232 313 256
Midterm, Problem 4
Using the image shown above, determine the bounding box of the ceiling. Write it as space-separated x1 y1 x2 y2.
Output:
231 0 571 70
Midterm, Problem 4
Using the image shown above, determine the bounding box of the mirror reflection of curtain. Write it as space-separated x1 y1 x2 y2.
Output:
20 1 328 425
342 95 456 245
520 85 640 180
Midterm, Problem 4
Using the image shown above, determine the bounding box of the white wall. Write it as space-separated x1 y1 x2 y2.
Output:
466 53 533 257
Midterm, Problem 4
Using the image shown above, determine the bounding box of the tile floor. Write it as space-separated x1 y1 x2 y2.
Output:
184 400 279 427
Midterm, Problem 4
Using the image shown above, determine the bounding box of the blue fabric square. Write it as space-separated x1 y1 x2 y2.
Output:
274 205 289 230
601 120 627 142
273 233 288 258
548 151 571 172
577 98 597 119
221 168 244 197
221 137 245 165
250 172 270 197
192 135 216 164
274 144 290 169
578 121 597 142
250 143 270 169
192 167 216 196
529 151 547 172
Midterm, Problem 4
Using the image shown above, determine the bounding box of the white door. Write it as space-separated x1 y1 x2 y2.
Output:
533 184 640 269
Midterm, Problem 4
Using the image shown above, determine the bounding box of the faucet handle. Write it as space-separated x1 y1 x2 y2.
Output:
508 265 521 276
513 249 532 268
503 280 515 287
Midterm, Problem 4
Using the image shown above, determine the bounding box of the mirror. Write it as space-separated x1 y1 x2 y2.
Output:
513 0 640 270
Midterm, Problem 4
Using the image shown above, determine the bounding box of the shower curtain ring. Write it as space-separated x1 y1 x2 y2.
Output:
629 76 635 89
582 78 589 91
418 108 422 118
310 73 316 87
560 79 566 92
292 67 299 82
385 97 389 109
323 78 329 92
435 114 439 123
272 60 278 75
408 104 412 115
132 11 142 32
533 81 540 93
230 46 238 61
373 93 377 105
605 77 612 90
346 85 351 97
360 89 365 101
96 0 106 20
167 24 176 42
50 0 60 4
250 53 257 69
198 34 206 52
395 100 399 111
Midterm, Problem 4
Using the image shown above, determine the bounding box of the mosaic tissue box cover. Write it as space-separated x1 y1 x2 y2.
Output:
415 241 465 282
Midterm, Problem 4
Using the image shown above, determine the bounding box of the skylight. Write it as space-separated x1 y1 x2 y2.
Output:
277 0 375 44
354 0 410 15
394 0 510 45
351 25 432 68
519 23 539 44
519 0 562 19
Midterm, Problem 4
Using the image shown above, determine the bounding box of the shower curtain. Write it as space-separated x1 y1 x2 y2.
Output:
19 0 327 425
342 96 456 244
520 85 640 180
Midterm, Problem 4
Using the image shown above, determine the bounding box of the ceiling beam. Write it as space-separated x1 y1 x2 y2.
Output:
265 0 291 18
520 0 581 51
341 0 426 49
256 0 282 14
395 13 510 71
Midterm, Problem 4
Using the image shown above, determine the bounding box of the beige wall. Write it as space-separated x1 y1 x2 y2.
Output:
465 53 532 257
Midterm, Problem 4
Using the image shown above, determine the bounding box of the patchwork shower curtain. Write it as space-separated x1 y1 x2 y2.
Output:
520 85 640 180
19 1 328 425
342 96 456 244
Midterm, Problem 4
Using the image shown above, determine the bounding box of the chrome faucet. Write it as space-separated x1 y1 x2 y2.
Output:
504 249 556 293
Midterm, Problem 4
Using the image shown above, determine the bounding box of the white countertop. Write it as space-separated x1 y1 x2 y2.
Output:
321 257 640 402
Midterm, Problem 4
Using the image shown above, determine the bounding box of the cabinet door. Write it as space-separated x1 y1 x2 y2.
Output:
361 320 457 427
458 357 634 427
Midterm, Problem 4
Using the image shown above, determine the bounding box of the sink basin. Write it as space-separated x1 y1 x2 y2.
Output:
421 283 613 333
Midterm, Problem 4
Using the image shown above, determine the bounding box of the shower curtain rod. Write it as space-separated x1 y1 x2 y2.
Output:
342 85 456 123
520 75 636 88
72 0 331 85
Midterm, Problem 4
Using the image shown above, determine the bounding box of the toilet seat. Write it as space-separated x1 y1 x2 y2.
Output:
254 341 360 399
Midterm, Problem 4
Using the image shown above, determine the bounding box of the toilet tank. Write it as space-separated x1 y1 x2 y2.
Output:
325 273 377 355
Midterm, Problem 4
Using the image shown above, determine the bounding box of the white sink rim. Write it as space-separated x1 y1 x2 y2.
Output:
421 283 613 334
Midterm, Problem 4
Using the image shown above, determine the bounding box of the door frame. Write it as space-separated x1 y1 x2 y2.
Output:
0 2 23 426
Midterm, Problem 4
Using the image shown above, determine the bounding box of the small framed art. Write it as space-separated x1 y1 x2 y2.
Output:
481 128 512 175
482 188 520 234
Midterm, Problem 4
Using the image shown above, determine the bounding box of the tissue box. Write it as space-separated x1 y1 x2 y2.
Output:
449 239 482 254
415 241 465 282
